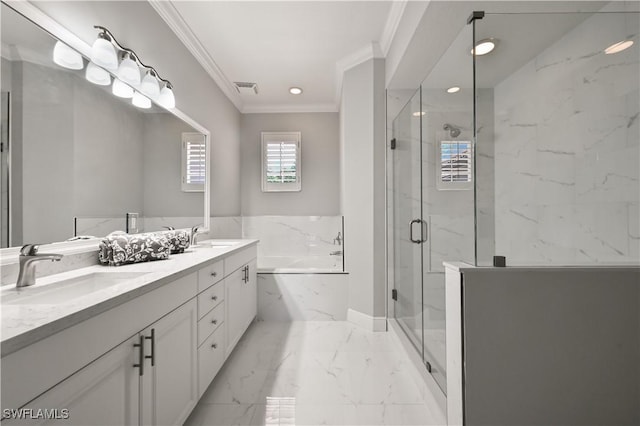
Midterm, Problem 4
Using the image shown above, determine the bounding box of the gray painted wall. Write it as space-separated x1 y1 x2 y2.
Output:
341 58 387 319
143 113 203 217
240 112 340 216
33 1 242 217
462 268 640 425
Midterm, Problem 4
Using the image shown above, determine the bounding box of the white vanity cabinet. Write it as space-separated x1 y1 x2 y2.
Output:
3 299 198 426
1 242 258 426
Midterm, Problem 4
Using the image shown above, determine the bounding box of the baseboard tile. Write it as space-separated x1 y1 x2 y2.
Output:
347 308 387 332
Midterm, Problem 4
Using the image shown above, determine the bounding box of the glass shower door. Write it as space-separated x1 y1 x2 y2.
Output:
392 90 424 353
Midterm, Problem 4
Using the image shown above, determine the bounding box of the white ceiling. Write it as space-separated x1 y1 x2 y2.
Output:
151 1 397 113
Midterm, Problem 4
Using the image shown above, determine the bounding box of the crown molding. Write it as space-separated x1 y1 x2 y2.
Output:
148 0 243 112
380 0 408 57
334 42 383 105
242 103 338 114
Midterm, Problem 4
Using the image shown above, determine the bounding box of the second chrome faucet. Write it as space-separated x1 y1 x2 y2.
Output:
16 244 63 288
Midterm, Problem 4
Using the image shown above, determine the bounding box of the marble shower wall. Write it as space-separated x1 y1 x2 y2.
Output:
242 216 343 260
493 11 640 265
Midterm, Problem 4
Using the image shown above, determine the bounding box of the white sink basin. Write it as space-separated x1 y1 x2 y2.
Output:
1 271 148 305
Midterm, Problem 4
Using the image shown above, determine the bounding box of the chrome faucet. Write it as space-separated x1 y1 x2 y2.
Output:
334 232 342 246
190 224 203 246
16 244 63 288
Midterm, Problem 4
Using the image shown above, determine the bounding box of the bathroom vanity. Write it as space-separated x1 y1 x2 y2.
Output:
1 240 257 425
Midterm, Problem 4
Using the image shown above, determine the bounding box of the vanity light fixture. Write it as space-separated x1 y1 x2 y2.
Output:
471 38 496 56
604 39 634 54
289 87 303 95
159 82 176 109
447 86 461 94
117 51 140 85
89 26 176 109
112 78 134 98
85 62 111 86
53 41 83 70
132 91 151 109
90 29 118 70
141 70 160 98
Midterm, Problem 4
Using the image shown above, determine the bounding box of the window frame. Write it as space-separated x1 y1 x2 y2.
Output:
261 131 302 193
436 139 473 191
181 132 206 192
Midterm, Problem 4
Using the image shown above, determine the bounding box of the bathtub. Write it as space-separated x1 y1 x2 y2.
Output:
257 255 344 273
256 255 347 321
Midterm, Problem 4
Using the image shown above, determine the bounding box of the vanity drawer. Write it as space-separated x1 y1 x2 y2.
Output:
198 280 224 320
224 246 257 275
198 302 224 346
198 260 224 292
198 324 225 397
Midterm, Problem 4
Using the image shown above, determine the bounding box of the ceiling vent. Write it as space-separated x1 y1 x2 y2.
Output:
233 81 258 95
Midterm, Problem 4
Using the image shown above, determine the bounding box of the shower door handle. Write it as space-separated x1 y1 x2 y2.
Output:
410 219 421 244
421 219 428 243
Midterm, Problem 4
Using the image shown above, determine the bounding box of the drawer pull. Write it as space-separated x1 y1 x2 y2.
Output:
211 272 217 277
211 295 218 301
211 343 218 349
211 319 218 325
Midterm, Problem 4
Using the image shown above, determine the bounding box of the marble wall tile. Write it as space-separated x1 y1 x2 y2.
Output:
493 11 639 265
257 273 348 321
74 217 126 238
242 216 343 259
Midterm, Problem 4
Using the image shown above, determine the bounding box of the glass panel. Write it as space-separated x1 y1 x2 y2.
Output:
475 10 640 266
392 88 424 354
420 22 475 392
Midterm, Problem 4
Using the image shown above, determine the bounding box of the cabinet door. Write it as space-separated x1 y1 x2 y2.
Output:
244 260 257 326
225 268 244 355
3 336 140 426
140 299 198 426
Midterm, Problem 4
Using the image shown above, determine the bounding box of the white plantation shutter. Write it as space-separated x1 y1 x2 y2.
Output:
261 132 301 192
437 140 472 190
182 132 206 192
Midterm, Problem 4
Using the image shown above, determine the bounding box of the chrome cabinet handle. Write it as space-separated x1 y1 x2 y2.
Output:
211 319 218 325
211 343 218 349
211 295 218 301
133 335 145 376
246 265 250 283
211 272 217 277
145 328 155 367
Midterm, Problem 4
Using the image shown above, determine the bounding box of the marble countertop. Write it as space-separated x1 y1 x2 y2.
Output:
1 239 258 357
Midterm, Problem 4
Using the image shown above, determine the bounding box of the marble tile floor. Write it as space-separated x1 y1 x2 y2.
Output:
185 321 446 426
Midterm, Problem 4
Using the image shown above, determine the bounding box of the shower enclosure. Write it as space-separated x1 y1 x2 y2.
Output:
389 5 639 395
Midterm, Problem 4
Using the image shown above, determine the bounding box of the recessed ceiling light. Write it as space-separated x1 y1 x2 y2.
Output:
471 38 496 56
412 111 426 117
604 39 634 54
289 87 303 95
447 86 461 93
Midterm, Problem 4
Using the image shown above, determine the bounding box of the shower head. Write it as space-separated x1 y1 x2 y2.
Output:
443 123 461 138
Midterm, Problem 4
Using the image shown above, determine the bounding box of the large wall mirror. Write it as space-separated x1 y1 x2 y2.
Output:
0 1 210 248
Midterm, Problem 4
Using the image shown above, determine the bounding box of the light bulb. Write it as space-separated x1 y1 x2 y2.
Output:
158 84 175 109
132 91 151 109
140 71 160 99
112 78 134 98
471 39 496 56
53 41 83 70
605 40 634 54
90 34 118 71
117 52 140 85
85 62 111 86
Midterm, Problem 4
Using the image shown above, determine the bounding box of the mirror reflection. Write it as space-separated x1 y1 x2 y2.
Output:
0 2 206 248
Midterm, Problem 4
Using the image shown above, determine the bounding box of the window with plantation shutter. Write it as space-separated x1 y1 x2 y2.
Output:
436 140 472 190
261 132 301 192
181 132 206 192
